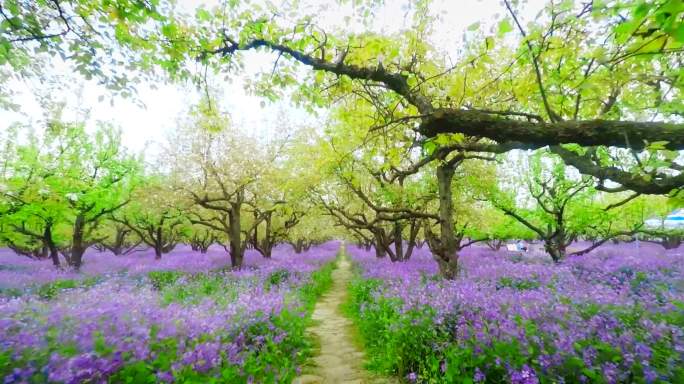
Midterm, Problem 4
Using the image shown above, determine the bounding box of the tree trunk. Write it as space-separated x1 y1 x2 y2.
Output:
436 256 459 279
403 220 419 261
110 227 130 255
435 164 459 279
393 221 404 261
228 197 244 268
153 227 163 260
44 223 61 268
662 235 682 250
260 213 273 258
252 211 259 251
191 233 213 253
486 239 504 251
544 236 567 263
373 230 387 258
544 214 570 262
70 214 87 270
34 244 48 259
154 246 163 260
403 243 415 261
293 239 304 253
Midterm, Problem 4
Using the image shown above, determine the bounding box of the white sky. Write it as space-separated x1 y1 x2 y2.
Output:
0 0 546 154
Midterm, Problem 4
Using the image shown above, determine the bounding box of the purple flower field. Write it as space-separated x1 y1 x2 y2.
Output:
0 242 339 383
0 244 332 290
2 0 682 381
347 242 684 383
3 240 684 383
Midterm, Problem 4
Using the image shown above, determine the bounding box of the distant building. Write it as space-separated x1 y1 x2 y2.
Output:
645 209 684 229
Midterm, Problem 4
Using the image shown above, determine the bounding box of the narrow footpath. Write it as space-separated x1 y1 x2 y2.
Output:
293 255 394 384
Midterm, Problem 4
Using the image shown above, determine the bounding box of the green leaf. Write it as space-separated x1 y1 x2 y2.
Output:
485 36 495 50
675 23 684 42
581 368 598 379
647 140 670 150
497 18 513 36
423 140 437 155
196 8 212 21
467 22 480 31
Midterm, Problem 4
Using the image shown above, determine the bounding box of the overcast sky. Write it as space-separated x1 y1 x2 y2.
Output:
0 0 545 153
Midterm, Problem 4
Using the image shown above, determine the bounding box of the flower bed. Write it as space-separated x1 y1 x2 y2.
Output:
0 242 339 383
346 243 684 383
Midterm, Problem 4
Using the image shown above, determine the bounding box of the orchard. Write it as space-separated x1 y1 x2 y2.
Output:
0 0 683 383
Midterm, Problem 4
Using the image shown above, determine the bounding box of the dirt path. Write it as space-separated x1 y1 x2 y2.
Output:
293 255 393 384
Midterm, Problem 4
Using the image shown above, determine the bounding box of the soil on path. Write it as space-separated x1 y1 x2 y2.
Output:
293 255 394 384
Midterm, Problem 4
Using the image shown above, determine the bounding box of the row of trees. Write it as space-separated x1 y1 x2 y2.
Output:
0 105 336 270
0 115 139 269
309 118 676 277
1 107 677 273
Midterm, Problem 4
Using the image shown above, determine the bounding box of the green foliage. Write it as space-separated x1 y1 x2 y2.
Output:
147 270 184 290
113 176 188 257
297 260 336 311
0 287 22 298
33 276 101 300
266 269 291 289
0 349 11 380
35 279 78 299
0 0 169 100
495 276 541 291
158 272 246 306
0 118 141 268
